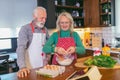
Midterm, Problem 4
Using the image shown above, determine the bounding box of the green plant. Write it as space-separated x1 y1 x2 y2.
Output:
103 16 108 21
102 4 111 10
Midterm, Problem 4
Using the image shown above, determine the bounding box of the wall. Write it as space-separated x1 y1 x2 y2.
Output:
0 0 37 38
115 0 120 34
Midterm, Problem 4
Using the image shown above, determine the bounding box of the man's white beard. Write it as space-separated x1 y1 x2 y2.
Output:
36 22 44 28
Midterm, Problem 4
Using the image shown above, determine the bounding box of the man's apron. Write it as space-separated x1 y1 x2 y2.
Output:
52 32 77 64
25 23 46 69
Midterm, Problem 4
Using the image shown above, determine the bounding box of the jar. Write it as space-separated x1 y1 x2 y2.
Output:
55 0 58 5
102 45 110 56
61 0 66 6
75 2 80 7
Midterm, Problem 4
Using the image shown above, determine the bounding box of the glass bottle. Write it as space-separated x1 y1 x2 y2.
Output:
78 20 81 27
61 0 66 6
55 0 58 5
89 33 92 48
102 39 104 47
76 11 79 17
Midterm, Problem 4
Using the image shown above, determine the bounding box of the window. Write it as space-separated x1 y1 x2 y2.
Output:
0 0 37 53
0 0 37 37
0 38 17 53
0 39 11 50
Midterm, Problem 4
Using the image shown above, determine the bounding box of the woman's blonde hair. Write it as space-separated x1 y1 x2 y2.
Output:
56 12 74 32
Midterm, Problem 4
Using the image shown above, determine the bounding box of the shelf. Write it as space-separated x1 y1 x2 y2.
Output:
55 0 84 28
55 5 83 10
99 24 110 27
54 16 84 20
100 12 111 15
74 26 84 28
73 16 84 19
100 0 111 4
99 0 115 26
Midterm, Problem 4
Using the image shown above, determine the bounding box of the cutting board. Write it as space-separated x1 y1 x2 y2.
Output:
75 56 120 69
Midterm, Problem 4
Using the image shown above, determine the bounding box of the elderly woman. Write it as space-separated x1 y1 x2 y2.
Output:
43 12 85 65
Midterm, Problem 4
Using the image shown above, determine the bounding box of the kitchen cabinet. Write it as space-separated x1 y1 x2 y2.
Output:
99 0 115 26
54 0 84 28
84 0 100 27
37 0 115 28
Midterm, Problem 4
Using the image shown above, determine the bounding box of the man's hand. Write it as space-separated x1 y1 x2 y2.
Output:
17 68 30 78
66 46 76 54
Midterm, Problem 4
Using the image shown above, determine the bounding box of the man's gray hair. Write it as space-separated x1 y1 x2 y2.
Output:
33 6 46 16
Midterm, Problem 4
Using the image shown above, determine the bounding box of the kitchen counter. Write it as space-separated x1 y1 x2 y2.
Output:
1 60 120 80
86 48 120 57
86 47 120 53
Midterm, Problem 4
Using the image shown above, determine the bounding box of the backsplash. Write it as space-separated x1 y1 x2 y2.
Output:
48 26 116 49
74 26 116 49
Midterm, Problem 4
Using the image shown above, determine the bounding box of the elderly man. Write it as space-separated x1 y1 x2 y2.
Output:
16 6 49 78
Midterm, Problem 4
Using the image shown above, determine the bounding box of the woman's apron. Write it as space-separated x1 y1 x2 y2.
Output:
25 23 46 69
52 32 77 64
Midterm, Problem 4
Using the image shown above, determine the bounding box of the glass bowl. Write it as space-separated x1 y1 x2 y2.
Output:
56 54 74 66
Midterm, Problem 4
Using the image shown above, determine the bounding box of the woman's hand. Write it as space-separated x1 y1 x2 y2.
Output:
55 47 67 55
17 68 30 78
66 46 76 54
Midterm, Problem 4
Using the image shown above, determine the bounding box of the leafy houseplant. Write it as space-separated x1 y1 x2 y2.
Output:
102 16 110 25
102 4 111 13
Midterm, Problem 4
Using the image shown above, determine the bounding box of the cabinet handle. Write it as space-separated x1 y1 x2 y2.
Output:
89 18 92 24
90 18 92 24
89 18 91 25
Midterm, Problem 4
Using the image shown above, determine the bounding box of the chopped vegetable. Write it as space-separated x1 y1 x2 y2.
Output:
84 58 93 66
84 55 117 68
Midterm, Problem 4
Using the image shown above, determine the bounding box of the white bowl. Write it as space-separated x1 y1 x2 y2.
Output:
56 55 74 66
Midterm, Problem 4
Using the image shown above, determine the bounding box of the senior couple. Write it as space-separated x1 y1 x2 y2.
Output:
16 6 85 78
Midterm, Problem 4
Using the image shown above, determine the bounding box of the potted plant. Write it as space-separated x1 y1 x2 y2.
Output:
102 4 111 13
103 16 108 25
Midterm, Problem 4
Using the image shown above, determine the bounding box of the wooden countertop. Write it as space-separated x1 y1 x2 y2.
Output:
1 60 120 80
